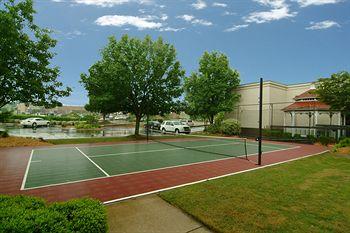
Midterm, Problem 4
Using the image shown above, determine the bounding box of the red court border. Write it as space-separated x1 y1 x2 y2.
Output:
0 140 327 203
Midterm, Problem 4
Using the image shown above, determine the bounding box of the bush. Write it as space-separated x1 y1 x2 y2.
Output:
0 130 9 138
220 119 241 136
75 122 100 129
81 115 99 124
333 137 350 152
318 136 335 146
204 124 221 134
0 111 12 123
0 195 107 233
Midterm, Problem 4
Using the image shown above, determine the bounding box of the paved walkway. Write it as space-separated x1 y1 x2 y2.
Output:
107 194 212 233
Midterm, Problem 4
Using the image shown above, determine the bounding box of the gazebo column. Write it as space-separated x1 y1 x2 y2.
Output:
314 111 319 136
291 111 296 136
338 113 342 139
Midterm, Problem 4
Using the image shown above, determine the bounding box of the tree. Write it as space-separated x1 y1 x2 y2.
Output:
81 35 184 135
315 71 350 116
81 62 120 120
0 0 71 109
184 51 240 124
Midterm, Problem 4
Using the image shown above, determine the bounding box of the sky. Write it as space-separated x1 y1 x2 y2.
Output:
31 0 350 106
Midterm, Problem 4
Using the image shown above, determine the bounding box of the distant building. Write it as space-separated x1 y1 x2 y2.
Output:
230 80 348 137
15 103 88 115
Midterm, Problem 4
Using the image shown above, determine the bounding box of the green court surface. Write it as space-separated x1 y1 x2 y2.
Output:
22 137 294 190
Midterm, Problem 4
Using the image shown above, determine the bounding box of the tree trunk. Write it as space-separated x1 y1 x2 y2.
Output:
209 115 214 125
134 115 141 136
102 113 106 121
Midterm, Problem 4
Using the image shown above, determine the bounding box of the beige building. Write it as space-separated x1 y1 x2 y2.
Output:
231 80 346 137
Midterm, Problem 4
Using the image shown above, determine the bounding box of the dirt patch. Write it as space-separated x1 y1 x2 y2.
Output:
0 137 52 147
336 147 350 155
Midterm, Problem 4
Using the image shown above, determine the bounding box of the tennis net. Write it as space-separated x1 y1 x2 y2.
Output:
147 130 248 159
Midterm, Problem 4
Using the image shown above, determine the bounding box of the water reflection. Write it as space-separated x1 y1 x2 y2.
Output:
1 126 135 139
0 125 205 139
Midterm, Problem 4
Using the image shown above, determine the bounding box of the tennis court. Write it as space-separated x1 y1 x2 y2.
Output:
21 136 294 190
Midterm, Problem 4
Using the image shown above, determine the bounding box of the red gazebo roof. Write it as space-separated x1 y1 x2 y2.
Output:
283 101 330 112
294 90 318 100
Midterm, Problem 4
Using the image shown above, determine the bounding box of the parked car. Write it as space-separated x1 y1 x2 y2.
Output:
180 119 194 127
20 118 50 128
161 121 191 134
144 121 161 130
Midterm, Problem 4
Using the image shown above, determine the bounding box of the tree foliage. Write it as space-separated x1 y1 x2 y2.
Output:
0 0 71 109
184 51 240 124
81 62 120 120
315 71 350 113
81 35 184 135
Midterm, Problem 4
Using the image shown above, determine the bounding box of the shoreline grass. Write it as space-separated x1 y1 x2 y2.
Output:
159 152 350 233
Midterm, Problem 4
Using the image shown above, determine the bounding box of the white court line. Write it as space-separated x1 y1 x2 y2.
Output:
20 150 34 190
89 142 241 158
21 145 300 191
31 160 42 163
75 147 110 177
103 150 329 205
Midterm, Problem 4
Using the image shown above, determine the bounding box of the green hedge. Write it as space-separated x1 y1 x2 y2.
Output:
0 195 107 233
333 137 350 151
205 119 241 136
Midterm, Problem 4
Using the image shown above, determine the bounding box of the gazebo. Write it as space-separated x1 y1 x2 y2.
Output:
282 90 343 137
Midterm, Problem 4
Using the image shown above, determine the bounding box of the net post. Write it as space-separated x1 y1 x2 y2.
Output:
146 113 149 142
258 78 263 165
244 138 248 160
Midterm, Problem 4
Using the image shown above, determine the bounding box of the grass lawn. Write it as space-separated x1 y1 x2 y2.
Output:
160 152 350 233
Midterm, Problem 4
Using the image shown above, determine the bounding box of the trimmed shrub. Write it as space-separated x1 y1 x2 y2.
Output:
0 130 9 138
318 136 335 146
204 124 221 134
0 195 107 233
220 119 241 136
333 137 350 152
0 111 12 122
51 198 107 233
75 122 100 129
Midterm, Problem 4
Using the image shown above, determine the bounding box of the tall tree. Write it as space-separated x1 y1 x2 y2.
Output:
0 0 71 109
81 35 184 135
81 62 120 120
315 71 350 115
184 51 240 124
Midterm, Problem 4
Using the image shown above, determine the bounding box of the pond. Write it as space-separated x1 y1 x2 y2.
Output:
0 126 136 139
0 125 205 140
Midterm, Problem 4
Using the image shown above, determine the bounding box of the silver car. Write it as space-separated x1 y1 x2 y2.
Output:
20 118 50 128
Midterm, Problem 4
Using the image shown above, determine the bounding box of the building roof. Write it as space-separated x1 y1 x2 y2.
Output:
283 101 330 112
294 89 318 100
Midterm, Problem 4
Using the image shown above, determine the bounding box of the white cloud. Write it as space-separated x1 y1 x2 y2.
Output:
192 19 213 26
65 30 86 39
245 7 297 23
295 0 342 7
66 0 153 7
213 2 227 7
245 0 296 24
177 14 195 22
177 15 213 26
253 0 287 8
306 20 340 30
225 24 249 32
159 27 185 32
223 11 236 16
95 15 162 29
192 0 207 10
